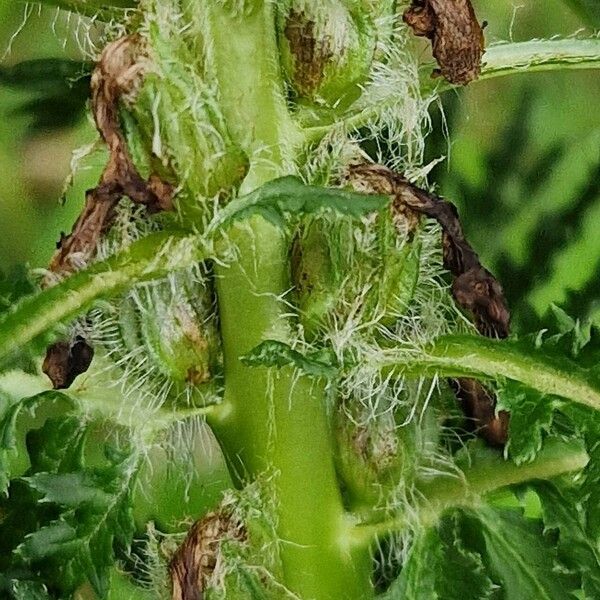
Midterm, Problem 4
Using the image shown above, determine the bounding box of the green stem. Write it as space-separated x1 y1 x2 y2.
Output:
202 0 302 193
0 231 207 364
352 437 588 545
200 3 373 597
379 334 600 412
212 216 372 600
302 38 600 138
426 38 600 94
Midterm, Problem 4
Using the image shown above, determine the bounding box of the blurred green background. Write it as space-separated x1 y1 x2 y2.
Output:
0 0 598 332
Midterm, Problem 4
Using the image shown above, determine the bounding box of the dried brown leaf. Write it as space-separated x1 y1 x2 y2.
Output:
170 510 246 600
46 35 173 281
42 336 94 389
348 163 509 445
403 0 485 85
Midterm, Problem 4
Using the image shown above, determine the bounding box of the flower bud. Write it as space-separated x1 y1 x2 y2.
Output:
277 0 377 109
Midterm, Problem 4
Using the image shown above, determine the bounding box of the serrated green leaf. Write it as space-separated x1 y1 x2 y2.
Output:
496 381 558 464
532 480 600 598
435 513 496 600
472 506 573 600
0 394 41 495
17 447 139 598
26 415 86 474
241 340 338 378
24 472 113 510
383 514 496 600
0 409 139 599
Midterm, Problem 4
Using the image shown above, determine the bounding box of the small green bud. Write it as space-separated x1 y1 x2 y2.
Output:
291 216 355 338
371 216 422 328
334 388 440 508
277 0 377 109
115 274 221 396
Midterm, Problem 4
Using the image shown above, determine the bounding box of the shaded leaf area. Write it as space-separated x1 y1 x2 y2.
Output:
0 266 43 370
424 88 600 330
0 266 36 317
563 0 600 27
383 503 595 599
0 391 138 599
0 59 91 132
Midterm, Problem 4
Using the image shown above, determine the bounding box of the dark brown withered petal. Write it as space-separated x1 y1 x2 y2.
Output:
403 0 485 85
170 510 245 600
43 336 94 389
46 35 173 281
347 163 509 445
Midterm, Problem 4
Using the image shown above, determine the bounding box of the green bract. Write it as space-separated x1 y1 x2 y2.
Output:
277 0 378 109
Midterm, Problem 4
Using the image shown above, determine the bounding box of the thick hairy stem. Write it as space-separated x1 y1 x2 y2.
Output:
194 4 374 597
379 334 600 412
0 232 207 364
211 217 373 600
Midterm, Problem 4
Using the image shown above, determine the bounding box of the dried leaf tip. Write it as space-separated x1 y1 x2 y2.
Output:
403 0 485 85
43 336 94 389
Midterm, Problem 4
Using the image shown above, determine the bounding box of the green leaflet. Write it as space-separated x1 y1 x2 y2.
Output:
241 339 338 378
468 506 573 600
6 417 139 598
434 514 497 600
0 393 68 496
212 176 388 232
382 529 440 599
533 480 600 598
491 309 599 463
382 514 496 600
496 381 558 465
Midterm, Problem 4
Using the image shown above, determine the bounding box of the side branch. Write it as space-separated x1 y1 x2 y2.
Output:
303 38 600 138
380 334 600 412
0 232 207 364
351 438 588 545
